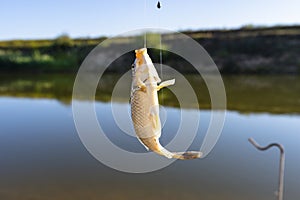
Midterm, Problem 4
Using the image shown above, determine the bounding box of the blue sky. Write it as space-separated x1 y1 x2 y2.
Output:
1 0 300 40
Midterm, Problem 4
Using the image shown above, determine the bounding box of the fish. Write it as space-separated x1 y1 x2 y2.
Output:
130 48 202 160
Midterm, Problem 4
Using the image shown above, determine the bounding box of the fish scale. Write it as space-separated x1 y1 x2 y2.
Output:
131 88 160 139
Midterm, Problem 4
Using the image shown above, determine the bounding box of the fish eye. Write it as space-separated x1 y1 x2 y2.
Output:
131 64 135 69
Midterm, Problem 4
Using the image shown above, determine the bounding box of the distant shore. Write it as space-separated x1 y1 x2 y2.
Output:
1 25 300 74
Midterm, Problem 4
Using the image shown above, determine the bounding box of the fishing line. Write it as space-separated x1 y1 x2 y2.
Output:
144 0 147 48
157 1 164 105
159 28 164 105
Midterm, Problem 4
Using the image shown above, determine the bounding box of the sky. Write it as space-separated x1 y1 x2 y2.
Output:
1 0 300 40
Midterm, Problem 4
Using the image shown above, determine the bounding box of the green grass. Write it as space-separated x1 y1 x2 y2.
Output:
0 25 300 74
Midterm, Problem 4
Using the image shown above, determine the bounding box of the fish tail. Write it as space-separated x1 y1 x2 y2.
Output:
171 151 202 160
157 143 202 160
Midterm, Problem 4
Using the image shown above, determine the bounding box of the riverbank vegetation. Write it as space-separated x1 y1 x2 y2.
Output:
1 25 300 74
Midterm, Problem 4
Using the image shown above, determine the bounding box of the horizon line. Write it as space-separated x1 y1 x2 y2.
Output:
1 23 300 42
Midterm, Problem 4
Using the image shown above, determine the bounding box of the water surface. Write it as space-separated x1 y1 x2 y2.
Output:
0 74 299 200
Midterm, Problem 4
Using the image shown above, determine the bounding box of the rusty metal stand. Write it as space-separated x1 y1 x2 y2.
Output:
248 138 285 200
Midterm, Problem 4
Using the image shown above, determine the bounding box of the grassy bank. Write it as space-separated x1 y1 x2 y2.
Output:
0 35 106 73
1 25 300 74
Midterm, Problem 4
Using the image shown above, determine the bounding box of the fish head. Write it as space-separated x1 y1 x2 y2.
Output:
131 48 161 83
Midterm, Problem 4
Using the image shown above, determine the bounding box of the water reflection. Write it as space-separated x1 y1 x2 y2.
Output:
0 97 299 200
0 74 300 114
0 74 300 199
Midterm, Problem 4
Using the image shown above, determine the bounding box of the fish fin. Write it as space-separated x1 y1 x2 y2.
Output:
172 151 202 160
137 138 149 151
137 78 147 92
150 113 160 129
149 106 160 130
157 79 175 91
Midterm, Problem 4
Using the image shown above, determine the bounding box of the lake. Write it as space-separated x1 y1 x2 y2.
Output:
0 74 299 200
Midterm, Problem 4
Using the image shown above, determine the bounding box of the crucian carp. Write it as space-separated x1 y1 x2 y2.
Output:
130 48 202 160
